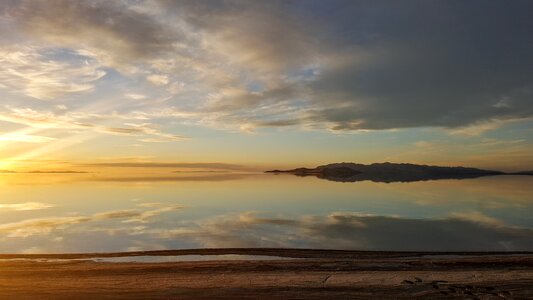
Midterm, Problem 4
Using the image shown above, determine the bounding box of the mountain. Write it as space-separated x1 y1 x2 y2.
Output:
265 162 509 183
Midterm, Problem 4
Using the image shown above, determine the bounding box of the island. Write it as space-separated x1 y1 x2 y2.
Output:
265 162 531 183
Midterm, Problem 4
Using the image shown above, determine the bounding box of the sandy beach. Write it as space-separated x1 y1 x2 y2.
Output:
0 249 532 299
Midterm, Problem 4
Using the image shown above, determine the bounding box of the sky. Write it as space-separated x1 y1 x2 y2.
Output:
0 0 532 172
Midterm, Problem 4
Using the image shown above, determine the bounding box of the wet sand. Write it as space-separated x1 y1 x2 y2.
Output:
0 249 532 299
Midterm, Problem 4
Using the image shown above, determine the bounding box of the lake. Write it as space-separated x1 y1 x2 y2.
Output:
0 173 532 253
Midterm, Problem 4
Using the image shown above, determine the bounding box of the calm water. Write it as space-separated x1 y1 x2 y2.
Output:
0 173 532 253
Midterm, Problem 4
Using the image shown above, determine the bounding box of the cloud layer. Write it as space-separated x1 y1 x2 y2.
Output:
2 0 532 135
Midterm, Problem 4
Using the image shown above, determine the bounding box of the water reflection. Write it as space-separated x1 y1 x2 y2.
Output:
89 173 251 182
170 211 533 251
0 173 532 253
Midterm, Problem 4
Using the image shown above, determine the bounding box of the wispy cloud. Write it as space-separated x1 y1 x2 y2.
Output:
0 106 186 142
6 0 182 73
0 46 105 100
0 133 55 143
0 202 53 211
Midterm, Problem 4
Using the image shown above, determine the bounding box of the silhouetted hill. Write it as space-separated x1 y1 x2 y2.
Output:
265 162 513 183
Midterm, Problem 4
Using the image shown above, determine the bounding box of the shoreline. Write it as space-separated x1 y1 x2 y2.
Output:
1 249 532 299
1 248 533 259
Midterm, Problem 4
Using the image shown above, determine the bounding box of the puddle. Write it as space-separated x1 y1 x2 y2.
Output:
0 254 303 263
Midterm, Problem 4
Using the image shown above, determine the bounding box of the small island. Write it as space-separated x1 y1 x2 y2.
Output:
266 162 531 183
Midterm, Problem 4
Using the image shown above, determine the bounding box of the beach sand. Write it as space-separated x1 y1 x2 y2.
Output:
0 249 532 299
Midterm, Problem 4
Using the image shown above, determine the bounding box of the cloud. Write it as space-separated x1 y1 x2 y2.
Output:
0 46 105 100
297 1 533 131
157 1 321 74
2 0 533 134
0 106 98 129
161 1 533 132
125 93 147 100
0 133 55 143
0 202 53 211
102 123 185 142
5 0 183 72
0 107 186 142
146 74 169 86
446 119 521 137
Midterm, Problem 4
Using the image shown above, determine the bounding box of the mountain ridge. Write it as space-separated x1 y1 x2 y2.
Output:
265 162 529 183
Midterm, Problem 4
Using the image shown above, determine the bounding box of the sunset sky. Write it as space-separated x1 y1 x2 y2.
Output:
1 0 532 172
